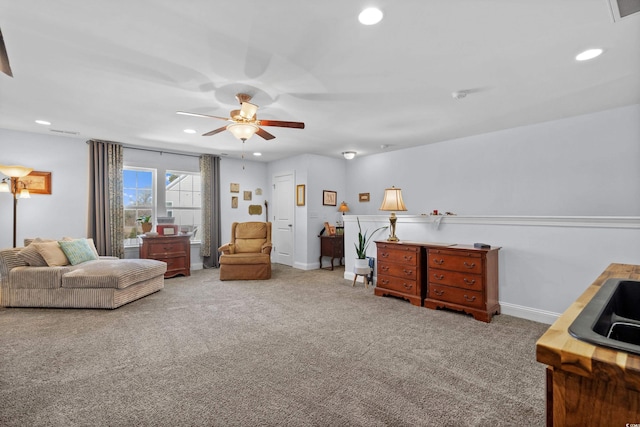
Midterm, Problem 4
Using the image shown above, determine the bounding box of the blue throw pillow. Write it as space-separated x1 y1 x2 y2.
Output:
58 239 99 265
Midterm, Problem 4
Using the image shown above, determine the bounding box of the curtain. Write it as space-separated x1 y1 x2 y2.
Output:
88 140 124 258
200 154 221 268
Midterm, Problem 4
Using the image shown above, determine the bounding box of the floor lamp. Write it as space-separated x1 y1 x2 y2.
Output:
379 186 407 241
0 165 33 248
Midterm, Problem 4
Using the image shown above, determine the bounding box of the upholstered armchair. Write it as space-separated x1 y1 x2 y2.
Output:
218 222 272 280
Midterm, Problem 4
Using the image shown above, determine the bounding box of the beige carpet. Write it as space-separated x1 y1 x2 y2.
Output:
0 264 549 426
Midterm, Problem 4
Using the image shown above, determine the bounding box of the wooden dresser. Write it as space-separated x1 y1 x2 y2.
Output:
319 234 344 270
374 241 425 306
424 245 500 322
140 235 191 278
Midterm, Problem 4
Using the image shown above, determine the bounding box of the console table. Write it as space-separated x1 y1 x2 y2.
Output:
319 234 344 270
140 235 191 278
375 241 500 322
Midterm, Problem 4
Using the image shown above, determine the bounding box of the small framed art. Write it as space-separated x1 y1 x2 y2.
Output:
323 190 337 206
359 192 370 202
296 184 305 206
23 171 52 195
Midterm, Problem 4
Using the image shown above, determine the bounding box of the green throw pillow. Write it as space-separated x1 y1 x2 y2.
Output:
58 239 99 266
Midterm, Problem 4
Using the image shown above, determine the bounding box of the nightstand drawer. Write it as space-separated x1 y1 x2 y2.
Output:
428 251 483 274
427 285 484 309
377 274 418 296
146 242 187 257
378 246 418 266
378 262 418 280
429 268 484 291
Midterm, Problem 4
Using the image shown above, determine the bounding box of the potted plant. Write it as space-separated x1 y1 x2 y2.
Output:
137 215 153 233
354 217 387 274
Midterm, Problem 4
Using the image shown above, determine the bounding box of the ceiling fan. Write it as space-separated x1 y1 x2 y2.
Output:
177 93 305 141
0 27 13 77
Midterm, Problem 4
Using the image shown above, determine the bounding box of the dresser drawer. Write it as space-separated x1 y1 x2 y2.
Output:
428 250 483 274
378 246 418 266
378 262 418 280
157 256 187 271
146 241 187 257
429 268 484 291
377 274 419 296
427 284 484 309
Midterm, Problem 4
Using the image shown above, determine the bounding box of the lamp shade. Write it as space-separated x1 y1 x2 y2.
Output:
18 188 30 199
0 179 9 192
226 122 259 140
379 186 407 211
338 201 350 213
0 165 33 177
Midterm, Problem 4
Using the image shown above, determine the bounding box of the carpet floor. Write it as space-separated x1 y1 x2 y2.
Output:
0 264 549 426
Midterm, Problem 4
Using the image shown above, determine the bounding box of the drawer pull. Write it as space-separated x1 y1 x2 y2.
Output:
433 258 444 265
403 255 413 261
402 283 413 290
434 289 444 296
463 278 476 285
433 273 444 280
381 279 389 285
381 252 389 258
403 269 413 276
381 266 390 272
163 246 173 251
463 295 476 302
463 261 476 269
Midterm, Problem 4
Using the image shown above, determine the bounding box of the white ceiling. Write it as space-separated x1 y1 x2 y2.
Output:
0 0 638 162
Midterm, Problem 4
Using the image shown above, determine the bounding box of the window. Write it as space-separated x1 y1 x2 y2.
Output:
165 171 201 239
123 168 155 242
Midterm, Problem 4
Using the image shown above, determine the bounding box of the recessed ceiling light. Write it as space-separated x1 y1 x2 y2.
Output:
358 7 383 25
576 48 604 61
35 120 51 125
183 129 196 134
253 152 262 156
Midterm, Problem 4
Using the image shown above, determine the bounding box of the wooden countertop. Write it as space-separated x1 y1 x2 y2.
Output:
536 263 640 391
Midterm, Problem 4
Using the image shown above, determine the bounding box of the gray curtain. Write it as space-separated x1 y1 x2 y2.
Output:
88 140 124 258
200 154 221 268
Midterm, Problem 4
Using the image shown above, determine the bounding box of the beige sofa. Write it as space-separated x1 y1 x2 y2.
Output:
0 242 166 309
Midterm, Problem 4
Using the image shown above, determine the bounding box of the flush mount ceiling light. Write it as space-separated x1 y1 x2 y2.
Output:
35 120 51 125
183 129 196 134
253 152 262 157
576 48 604 61
358 7 383 25
342 151 356 160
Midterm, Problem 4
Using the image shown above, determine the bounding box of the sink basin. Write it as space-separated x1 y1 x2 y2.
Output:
569 278 640 355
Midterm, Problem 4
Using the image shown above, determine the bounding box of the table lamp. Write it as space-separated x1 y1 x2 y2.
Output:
379 186 407 241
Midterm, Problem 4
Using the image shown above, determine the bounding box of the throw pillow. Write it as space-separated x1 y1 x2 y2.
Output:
17 238 53 266
62 237 100 258
58 239 99 266
33 241 70 267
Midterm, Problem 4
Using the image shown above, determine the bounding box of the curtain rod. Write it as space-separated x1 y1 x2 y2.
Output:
85 140 216 159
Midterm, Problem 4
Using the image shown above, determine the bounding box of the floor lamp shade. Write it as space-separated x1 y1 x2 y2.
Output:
379 186 407 241
0 164 34 248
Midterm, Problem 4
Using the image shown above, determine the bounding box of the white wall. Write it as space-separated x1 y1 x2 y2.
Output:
219 157 269 243
0 129 88 248
345 104 640 217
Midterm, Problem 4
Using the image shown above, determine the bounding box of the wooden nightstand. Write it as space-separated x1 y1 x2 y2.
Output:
319 234 344 270
140 235 191 278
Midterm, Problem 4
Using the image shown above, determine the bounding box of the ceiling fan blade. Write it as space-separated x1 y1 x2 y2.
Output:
0 28 13 77
202 126 228 136
176 111 230 121
239 102 258 120
258 120 305 129
256 127 276 140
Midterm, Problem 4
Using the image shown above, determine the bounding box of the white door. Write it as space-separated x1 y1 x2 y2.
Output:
272 172 294 266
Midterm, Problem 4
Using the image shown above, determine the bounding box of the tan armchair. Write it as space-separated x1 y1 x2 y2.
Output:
218 222 272 280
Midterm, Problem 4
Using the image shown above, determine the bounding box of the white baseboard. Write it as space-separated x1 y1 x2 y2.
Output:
495 302 559 324
294 261 320 270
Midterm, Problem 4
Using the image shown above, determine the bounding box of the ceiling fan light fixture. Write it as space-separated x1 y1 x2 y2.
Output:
240 102 258 120
226 122 259 141
342 151 356 160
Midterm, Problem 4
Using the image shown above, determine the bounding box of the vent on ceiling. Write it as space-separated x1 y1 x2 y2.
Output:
50 129 80 135
608 0 640 21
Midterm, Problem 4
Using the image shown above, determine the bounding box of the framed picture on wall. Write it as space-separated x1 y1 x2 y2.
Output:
296 184 305 206
23 171 52 195
359 192 370 202
323 190 337 206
